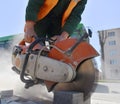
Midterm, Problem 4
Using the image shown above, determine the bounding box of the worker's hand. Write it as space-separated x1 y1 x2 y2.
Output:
56 31 69 42
24 21 36 43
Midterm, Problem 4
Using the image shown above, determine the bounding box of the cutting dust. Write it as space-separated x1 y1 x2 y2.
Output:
0 34 53 102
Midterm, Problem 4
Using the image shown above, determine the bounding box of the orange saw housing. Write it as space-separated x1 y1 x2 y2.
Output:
17 38 99 91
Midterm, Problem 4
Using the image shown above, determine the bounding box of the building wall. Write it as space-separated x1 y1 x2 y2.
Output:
98 28 120 80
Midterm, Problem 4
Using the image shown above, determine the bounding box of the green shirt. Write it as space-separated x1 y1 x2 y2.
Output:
25 0 87 36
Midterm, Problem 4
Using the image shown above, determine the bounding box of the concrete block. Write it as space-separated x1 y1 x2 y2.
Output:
84 98 91 104
53 91 90 104
0 96 19 104
1 97 42 104
0 90 13 98
8 102 22 104
20 101 39 104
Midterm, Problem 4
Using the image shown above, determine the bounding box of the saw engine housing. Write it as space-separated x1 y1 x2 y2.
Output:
12 52 76 83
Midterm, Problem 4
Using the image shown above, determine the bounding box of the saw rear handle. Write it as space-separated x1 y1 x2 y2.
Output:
65 30 92 56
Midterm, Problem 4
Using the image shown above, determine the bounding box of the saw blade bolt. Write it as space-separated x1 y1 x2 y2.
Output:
43 66 48 71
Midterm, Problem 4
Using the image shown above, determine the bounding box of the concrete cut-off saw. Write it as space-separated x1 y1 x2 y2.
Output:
12 29 99 100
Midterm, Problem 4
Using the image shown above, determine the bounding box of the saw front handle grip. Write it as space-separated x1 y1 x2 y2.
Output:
19 35 45 45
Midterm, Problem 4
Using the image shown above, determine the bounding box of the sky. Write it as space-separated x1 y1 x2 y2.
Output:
0 0 120 69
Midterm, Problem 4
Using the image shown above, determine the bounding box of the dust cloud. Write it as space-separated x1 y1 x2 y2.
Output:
0 34 53 101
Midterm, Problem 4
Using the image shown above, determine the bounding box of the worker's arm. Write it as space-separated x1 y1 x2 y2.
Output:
61 0 87 36
24 0 44 42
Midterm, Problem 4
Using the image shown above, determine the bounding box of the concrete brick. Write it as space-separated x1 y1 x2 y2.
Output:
20 101 39 104
0 90 13 98
53 91 90 104
0 96 19 104
7 102 22 104
84 98 91 104
0 97 43 104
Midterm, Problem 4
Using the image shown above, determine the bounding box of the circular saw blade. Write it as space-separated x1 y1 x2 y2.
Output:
53 59 97 100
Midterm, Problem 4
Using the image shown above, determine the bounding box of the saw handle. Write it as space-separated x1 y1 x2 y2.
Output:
19 36 45 46
20 37 46 88
19 36 38 46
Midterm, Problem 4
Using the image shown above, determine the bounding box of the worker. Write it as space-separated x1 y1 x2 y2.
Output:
24 0 87 43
